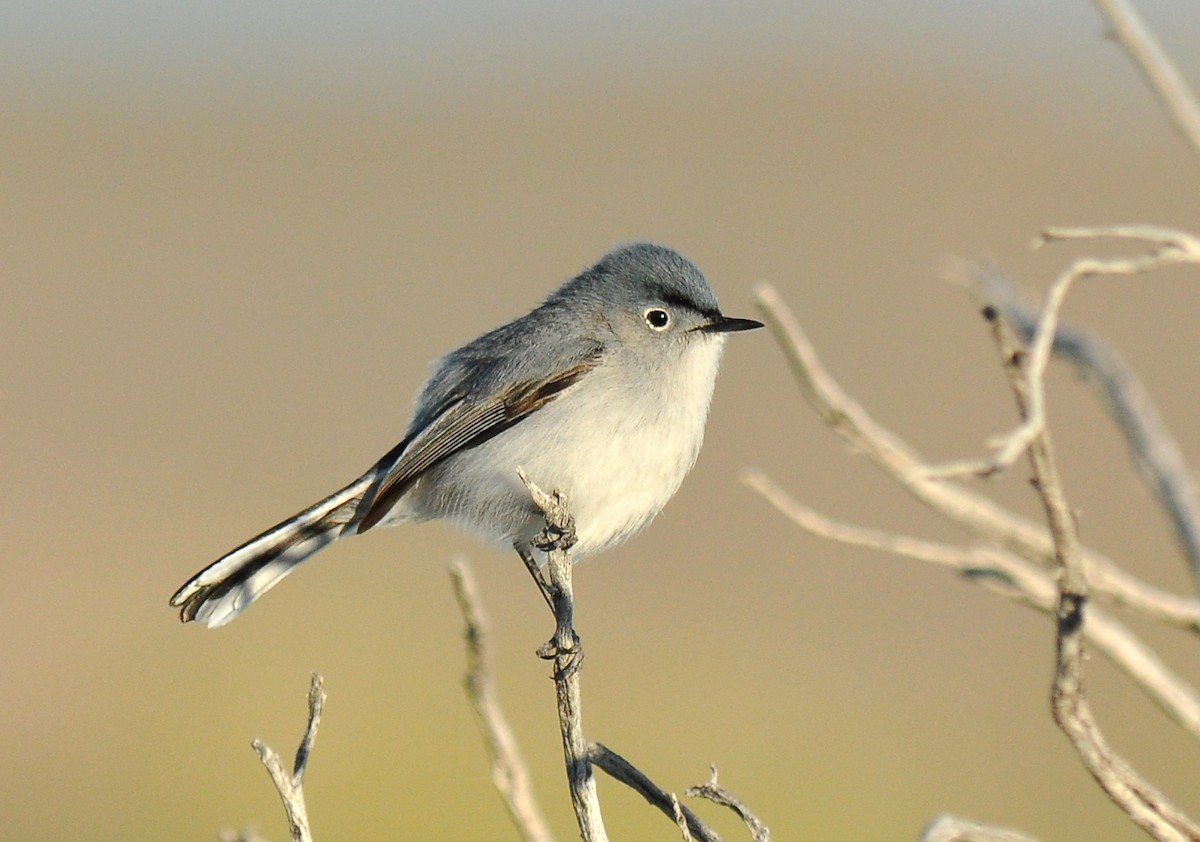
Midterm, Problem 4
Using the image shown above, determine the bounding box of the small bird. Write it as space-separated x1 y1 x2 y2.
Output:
171 243 762 627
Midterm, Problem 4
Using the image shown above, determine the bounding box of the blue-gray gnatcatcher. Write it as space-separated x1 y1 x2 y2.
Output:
171 243 762 627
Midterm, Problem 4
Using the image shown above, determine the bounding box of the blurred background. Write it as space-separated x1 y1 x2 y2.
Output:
4 1 1200 839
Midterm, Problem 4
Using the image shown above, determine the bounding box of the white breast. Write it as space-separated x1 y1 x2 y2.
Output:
512 333 727 556
397 333 728 558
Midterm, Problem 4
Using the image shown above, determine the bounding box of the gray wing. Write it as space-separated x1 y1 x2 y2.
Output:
357 317 604 532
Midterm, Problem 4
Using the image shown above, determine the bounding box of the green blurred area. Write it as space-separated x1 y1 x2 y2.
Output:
4 5 1200 840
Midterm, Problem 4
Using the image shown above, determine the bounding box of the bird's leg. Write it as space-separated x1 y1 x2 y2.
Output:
530 527 583 678
515 544 557 612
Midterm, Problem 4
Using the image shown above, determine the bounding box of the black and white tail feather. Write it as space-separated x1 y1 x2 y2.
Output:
170 473 375 628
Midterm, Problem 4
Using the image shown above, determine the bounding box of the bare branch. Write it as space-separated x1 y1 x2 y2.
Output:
516 467 608 842
751 283 1200 632
743 470 1200 739
249 673 325 842
921 814 1040 842
686 767 770 842
1090 0 1200 156
450 559 554 842
967 261 1200 586
927 226 1200 480
588 744 723 842
989 311 1200 841
672 794 694 842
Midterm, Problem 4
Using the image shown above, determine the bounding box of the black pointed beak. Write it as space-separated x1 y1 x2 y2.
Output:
695 315 765 334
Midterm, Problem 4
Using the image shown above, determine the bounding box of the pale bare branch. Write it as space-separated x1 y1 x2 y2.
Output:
248 673 325 842
751 283 1200 632
990 310 1200 842
516 468 608 842
926 226 1200 481
921 814 1039 842
673 794 693 842
686 767 770 842
743 470 1200 740
966 261 1200 585
450 559 555 842
1090 0 1200 156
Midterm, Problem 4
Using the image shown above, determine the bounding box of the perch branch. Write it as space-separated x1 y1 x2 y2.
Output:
454 475 754 842
450 559 554 842
516 467 608 842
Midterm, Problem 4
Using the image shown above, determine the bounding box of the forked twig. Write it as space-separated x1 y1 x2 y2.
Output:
966 261 1200 586
249 673 326 842
750 282 1200 633
988 312 1200 841
686 767 770 842
926 226 1200 480
588 744 723 842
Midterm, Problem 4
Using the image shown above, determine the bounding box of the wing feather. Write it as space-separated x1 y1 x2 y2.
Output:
356 354 599 532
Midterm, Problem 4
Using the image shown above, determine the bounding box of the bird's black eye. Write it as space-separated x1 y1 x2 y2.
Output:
644 308 670 330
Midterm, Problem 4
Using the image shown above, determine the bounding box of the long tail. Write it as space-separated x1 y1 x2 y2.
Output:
170 473 376 628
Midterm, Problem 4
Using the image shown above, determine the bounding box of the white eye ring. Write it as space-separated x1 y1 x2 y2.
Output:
644 308 671 331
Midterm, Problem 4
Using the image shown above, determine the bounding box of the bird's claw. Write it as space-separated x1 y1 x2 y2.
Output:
534 522 576 554
537 629 584 679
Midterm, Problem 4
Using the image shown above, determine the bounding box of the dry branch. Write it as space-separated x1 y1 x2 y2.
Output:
967 261 1200 585
448 475 757 842
248 673 325 842
927 226 1200 480
450 560 554 842
686 767 770 842
988 311 1200 841
750 282 1200 633
743 470 1200 739
515 467 607 842
921 814 1039 842
748 249 1200 837
1090 0 1200 156
588 744 724 842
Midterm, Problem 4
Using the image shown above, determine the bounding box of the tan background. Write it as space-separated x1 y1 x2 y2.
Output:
4 3 1200 839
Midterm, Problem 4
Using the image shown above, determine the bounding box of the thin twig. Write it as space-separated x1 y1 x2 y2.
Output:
1090 0 1200 156
450 560 554 842
516 467 608 842
588 744 723 842
751 283 1200 632
686 767 770 842
921 814 1040 842
926 226 1200 480
989 311 1200 842
249 673 326 842
672 794 693 842
967 261 1200 586
741 470 1200 740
